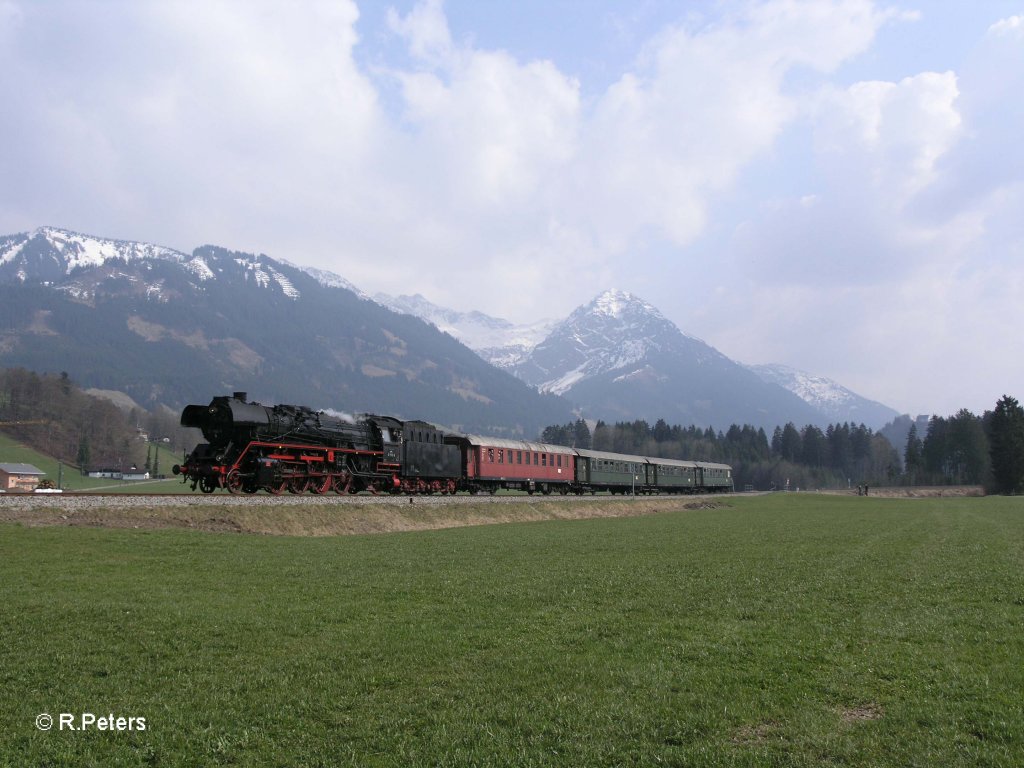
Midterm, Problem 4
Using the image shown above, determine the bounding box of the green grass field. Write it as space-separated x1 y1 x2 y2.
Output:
1 494 1022 766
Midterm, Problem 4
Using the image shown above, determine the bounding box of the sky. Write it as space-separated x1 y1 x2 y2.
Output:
1 0 1021 418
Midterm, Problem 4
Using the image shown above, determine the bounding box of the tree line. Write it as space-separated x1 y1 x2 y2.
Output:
540 395 1024 494
0 367 197 473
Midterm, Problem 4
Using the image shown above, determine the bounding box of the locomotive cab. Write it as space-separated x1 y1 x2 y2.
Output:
181 392 271 446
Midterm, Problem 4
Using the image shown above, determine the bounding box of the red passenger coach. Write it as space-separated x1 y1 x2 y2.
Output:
458 435 575 495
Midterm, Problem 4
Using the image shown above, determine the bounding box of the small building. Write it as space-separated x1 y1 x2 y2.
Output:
87 468 122 479
86 467 150 481
0 463 46 492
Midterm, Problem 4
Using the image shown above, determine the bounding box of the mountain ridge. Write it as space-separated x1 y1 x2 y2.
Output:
0 227 572 436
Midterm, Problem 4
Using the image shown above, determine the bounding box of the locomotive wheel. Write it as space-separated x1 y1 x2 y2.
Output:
308 464 332 494
199 477 217 494
287 476 309 494
225 469 244 495
332 474 352 494
267 480 286 495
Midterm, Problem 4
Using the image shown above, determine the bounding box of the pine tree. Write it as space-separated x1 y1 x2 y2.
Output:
779 423 801 463
573 419 592 449
76 435 91 472
904 424 923 482
800 425 827 467
989 395 1024 494
948 409 989 484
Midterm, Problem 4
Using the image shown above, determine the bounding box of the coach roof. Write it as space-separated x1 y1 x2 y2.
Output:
461 435 575 454
574 448 648 464
645 456 699 469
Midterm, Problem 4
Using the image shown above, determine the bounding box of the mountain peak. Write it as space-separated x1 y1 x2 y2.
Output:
579 290 662 322
514 290 697 396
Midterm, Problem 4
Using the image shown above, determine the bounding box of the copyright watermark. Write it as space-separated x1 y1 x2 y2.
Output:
35 712 147 732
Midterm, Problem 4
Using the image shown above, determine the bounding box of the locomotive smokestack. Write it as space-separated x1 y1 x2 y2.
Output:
233 391 247 402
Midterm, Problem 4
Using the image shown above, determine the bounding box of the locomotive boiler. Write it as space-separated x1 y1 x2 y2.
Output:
172 392 461 494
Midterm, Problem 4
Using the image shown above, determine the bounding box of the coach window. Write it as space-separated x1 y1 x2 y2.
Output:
556 455 562 467
487 448 494 463
498 449 504 464
517 451 522 464
541 454 547 467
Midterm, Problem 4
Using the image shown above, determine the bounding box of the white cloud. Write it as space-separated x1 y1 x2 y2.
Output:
816 72 962 202
387 0 451 64
988 15 1024 38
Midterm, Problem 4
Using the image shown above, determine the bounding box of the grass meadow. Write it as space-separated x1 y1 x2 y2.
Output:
1 494 1022 766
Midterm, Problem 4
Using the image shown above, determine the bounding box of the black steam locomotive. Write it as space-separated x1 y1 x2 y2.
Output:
172 392 460 494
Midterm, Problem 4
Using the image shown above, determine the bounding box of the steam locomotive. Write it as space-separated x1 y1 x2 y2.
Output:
173 393 733 495
172 392 459 494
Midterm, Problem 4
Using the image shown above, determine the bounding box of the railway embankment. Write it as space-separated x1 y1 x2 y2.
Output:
0 492 730 536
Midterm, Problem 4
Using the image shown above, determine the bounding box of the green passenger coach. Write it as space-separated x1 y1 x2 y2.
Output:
696 462 734 492
645 458 699 491
574 449 646 494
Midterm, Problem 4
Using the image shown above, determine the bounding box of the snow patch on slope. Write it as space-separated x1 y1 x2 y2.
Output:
40 227 188 272
376 292 557 367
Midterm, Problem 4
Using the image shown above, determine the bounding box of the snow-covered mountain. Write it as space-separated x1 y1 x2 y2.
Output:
375 292 557 369
512 290 708 394
512 290 823 430
747 363 899 429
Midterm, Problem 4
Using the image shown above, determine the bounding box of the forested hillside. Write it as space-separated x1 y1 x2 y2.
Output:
0 368 195 472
